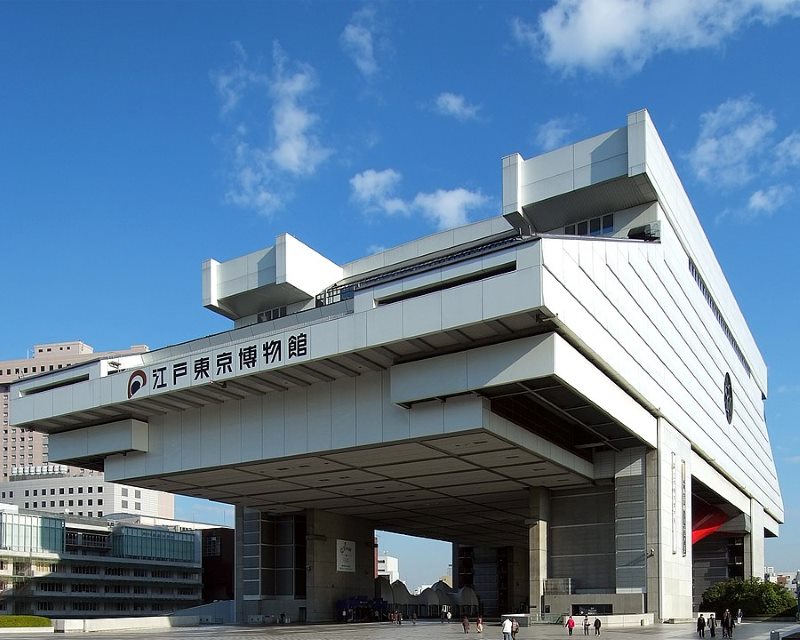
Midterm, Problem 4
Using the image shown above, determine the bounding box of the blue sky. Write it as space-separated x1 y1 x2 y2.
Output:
1 1 799 589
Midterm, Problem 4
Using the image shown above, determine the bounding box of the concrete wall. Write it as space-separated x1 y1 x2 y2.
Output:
237 508 374 623
547 593 645 616
305 510 375 622
540 226 779 523
549 486 615 593
104 371 488 483
614 448 646 593
53 616 199 633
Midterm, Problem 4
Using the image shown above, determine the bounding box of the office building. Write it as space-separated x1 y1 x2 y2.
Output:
0 504 201 617
377 555 400 584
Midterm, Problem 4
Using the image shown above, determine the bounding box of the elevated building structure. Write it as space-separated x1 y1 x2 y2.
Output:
0 342 174 520
8 111 782 623
0 341 148 479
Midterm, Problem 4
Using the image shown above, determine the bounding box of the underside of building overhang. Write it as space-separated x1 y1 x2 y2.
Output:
24 314 655 549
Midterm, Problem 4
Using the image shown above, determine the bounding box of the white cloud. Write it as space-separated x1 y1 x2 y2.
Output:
535 116 579 151
350 168 408 216
775 131 800 169
212 43 332 216
786 455 800 465
349 169 488 229
688 96 776 187
270 43 332 176
776 384 800 394
341 7 379 77
225 142 283 216
434 92 481 121
413 189 488 230
514 0 800 75
210 41 259 116
747 184 794 214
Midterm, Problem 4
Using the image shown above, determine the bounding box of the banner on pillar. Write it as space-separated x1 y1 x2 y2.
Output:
337 539 355 572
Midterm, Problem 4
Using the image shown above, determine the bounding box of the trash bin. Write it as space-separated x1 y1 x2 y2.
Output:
770 630 781 640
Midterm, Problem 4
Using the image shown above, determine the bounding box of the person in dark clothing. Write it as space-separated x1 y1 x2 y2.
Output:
594 618 602 636
722 609 732 638
709 614 716 637
697 614 706 637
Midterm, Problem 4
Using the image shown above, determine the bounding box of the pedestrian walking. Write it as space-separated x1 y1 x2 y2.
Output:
476 615 483 633
583 615 590 636
511 617 520 640
697 613 706 638
594 618 602 636
565 614 576 636
736 609 742 625
502 617 513 640
709 614 716 637
462 615 470 633
722 609 732 638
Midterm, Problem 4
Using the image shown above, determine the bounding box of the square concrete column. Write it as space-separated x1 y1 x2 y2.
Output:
650 419 693 621
744 499 765 580
527 487 549 617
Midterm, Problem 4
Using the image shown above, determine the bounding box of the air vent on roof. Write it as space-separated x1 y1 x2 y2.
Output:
628 222 660 241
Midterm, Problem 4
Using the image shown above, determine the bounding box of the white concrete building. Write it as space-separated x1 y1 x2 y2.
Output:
377 554 400 584
7 110 782 623
0 469 173 519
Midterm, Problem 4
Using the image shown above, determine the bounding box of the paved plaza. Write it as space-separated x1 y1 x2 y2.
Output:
4 621 799 640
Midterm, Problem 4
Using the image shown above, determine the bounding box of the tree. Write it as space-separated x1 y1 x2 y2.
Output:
701 578 797 618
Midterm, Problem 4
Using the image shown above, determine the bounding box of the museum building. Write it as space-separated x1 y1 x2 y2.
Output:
8 110 782 623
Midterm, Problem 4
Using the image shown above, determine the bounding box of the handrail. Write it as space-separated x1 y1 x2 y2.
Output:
317 232 529 307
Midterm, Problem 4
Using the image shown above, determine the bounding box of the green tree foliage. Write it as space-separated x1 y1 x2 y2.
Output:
701 578 797 618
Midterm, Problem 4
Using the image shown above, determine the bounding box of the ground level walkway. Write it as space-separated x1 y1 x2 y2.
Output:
5 620 800 640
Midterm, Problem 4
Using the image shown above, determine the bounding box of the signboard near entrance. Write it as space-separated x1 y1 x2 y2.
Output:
337 539 355 572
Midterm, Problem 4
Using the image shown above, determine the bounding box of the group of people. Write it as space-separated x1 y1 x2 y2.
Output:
460 615 485 634
697 609 742 638
501 617 520 640
563 615 601 636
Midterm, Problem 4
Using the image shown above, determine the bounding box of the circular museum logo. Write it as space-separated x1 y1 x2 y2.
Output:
723 372 733 424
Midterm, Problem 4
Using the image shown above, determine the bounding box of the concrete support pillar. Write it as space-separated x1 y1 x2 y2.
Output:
614 448 646 593
233 505 246 625
527 487 549 617
652 419 693 621
645 449 660 617
744 499 765 580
